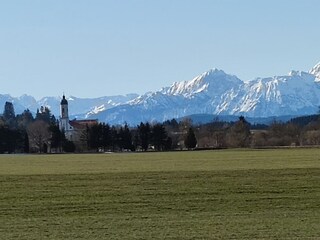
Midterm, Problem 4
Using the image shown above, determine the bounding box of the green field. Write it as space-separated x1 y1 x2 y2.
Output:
0 149 319 239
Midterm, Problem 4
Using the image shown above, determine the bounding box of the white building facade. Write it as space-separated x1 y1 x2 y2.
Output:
59 95 74 140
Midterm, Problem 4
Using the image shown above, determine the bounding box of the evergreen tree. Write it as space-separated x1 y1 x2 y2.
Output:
123 124 134 151
118 124 133 151
164 136 173 151
88 123 102 152
137 122 151 151
35 106 52 124
49 124 66 152
184 127 197 149
16 109 34 129
50 115 57 125
110 126 118 151
3 102 15 120
3 102 16 128
0 126 23 153
0 126 10 153
101 123 111 151
62 140 76 152
24 131 29 153
151 123 170 151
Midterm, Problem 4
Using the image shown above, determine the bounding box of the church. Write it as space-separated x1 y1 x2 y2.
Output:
59 95 98 143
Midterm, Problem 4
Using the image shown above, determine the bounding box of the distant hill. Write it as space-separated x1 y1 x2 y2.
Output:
289 114 320 126
176 114 294 125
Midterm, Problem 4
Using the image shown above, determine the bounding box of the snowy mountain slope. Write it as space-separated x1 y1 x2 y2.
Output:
0 94 32 114
40 94 139 118
310 62 320 81
220 70 320 117
87 62 320 125
91 69 244 124
0 94 139 118
160 69 242 98
2 62 320 125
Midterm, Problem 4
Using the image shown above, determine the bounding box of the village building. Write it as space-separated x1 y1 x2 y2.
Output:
59 95 98 145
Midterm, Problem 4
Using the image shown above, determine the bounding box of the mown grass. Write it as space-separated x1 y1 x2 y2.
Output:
0 149 320 239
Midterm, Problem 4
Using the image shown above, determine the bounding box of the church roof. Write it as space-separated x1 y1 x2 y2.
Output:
69 119 98 129
61 95 68 105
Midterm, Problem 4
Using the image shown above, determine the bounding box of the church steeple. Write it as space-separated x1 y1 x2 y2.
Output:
61 94 68 105
60 95 69 119
59 94 70 134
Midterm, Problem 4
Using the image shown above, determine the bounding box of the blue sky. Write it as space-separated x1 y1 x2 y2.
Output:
1 0 320 99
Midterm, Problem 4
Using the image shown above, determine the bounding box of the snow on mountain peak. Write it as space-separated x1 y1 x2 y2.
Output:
202 68 224 77
287 70 315 82
309 61 320 81
73 62 320 124
288 70 300 76
161 68 242 98
4 62 320 125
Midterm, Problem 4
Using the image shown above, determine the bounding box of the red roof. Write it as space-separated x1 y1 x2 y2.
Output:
69 119 98 129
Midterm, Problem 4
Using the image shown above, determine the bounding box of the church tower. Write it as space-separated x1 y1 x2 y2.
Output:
59 95 71 134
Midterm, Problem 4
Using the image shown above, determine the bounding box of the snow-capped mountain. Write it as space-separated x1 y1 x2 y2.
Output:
217 70 320 117
87 62 320 125
309 62 320 81
2 62 320 125
91 69 243 124
0 94 139 118
37 94 139 118
0 94 32 114
160 69 242 98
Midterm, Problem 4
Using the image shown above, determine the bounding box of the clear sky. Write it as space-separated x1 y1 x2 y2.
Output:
1 0 320 99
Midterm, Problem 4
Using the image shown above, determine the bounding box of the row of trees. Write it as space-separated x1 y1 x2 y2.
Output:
0 101 198 153
0 102 74 153
194 115 320 148
81 114 320 152
83 122 176 152
0 102 31 153
1 101 320 153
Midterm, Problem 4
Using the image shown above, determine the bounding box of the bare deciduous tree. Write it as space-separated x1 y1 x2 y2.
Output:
27 120 50 153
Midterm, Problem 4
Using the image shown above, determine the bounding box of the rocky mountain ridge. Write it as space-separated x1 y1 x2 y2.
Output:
2 62 320 125
86 62 320 124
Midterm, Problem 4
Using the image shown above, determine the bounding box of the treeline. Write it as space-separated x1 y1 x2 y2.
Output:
1 101 320 153
195 115 320 148
82 115 320 151
83 122 173 152
0 102 73 153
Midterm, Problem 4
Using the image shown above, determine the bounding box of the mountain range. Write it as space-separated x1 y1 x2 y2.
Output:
1 62 320 125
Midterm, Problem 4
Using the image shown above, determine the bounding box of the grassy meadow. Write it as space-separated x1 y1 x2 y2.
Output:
0 149 319 239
